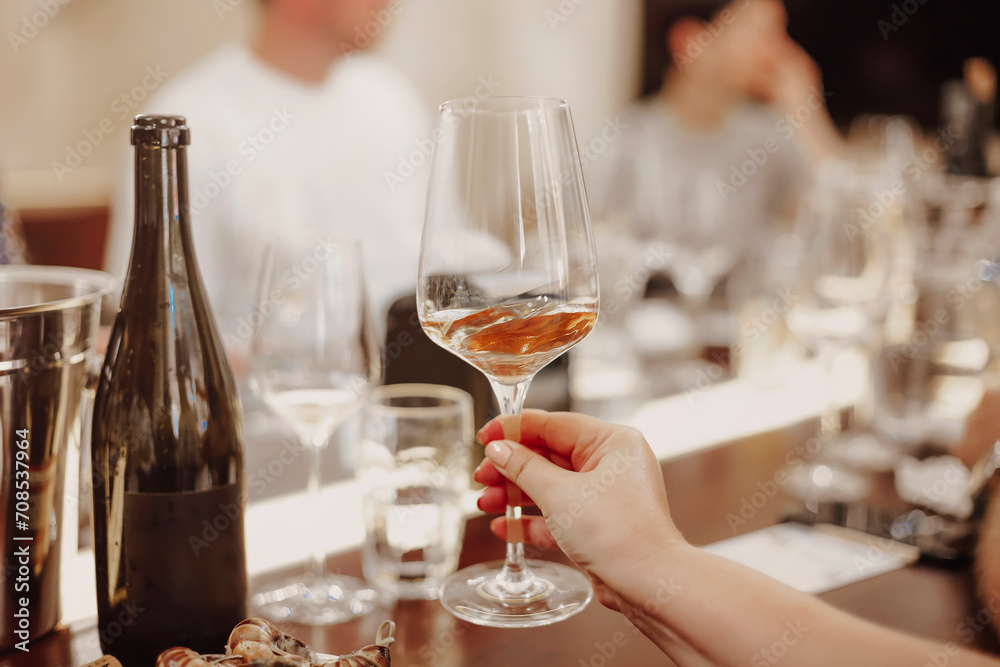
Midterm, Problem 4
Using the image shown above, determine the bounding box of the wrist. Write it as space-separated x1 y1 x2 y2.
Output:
598 523 692 609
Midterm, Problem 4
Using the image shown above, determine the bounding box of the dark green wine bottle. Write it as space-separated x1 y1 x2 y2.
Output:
91 115 247 665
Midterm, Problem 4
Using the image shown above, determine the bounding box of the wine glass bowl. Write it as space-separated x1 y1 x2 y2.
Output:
418 97 599 627
249 238 381 625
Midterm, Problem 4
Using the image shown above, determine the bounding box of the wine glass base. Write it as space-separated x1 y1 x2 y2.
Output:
440 560 593 628
251 573 378 625
783 461 871 504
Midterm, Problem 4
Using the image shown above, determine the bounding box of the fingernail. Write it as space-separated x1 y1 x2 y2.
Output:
476 428 487 445
486 441 512 467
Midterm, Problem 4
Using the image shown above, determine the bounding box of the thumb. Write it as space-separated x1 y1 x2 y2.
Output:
484 440 568 505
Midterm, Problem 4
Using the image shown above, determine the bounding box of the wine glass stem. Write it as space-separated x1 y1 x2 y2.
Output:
684 292 710 349
818 341 842 443
306 430 328 579
489 378 533 595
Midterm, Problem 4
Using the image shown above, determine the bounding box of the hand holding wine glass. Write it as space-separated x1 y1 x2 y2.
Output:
250 238 381 625
418 96 599 627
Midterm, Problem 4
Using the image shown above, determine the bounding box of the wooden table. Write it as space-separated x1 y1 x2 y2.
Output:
5 420 997 667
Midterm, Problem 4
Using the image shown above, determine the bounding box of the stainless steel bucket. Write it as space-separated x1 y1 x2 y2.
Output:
0 266 113 651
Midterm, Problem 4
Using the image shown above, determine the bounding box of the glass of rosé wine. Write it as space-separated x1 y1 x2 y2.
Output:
417 97 599 628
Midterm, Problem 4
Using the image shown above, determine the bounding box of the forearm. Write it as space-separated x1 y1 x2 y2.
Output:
611 543 998 667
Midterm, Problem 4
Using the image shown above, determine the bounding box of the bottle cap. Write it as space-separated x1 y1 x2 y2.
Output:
131 115 190 147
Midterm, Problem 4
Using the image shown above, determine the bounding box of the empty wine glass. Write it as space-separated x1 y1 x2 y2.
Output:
249 238 381 625
418 96 599 628
784 161 893 501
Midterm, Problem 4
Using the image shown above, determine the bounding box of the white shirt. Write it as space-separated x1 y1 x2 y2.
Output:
106 44 431 349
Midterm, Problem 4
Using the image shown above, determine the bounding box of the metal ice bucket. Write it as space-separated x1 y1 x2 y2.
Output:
0 266 113 650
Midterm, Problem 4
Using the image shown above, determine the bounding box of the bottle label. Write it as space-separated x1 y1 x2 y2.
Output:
105 483 247 649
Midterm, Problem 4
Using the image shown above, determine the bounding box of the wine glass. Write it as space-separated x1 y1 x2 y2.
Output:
632 158 740 388
417 96 599 627
249 238 381 625
654 166 737 305
784 161 893 501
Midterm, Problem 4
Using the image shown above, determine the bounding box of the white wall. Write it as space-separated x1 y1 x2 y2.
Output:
0 0 641 208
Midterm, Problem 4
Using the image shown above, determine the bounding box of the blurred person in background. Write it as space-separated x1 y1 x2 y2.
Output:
104 0 429 480
577 0 844 401
942 57 997 176
105 0 429 354
589 0 842 247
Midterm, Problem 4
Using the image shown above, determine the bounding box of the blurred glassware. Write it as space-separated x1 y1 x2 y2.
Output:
249 238 381 625
615 159 747 398
728 233 802 389
873 174 1000 453
360 384 472 601
637 162 740 319
783 159 896 502
569 216 648 420
569 321 643 422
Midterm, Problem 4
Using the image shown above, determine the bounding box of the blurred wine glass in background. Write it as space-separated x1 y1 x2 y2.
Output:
874 174 1000 456
783 160 894 502
249 238 381 625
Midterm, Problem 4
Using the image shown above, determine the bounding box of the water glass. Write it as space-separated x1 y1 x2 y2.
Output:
874 175 1000 450
359 384 473 600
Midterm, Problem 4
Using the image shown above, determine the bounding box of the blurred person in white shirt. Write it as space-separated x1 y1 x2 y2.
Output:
105 0 430 355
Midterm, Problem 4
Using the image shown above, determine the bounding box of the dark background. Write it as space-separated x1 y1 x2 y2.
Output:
642 0 1000 130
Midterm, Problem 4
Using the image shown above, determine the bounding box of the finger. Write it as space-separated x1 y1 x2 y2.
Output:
474 448 570 486
549 451 574 471
476 485 537 514
484 439 573 507
478 410 626 461
473 459 505 487
489 516 559 551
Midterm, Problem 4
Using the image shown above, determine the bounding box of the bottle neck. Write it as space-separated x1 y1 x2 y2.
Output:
125 143 196 297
